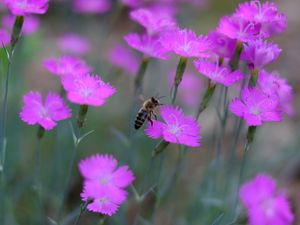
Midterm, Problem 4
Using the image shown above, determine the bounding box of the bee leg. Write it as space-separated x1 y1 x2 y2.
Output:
153 112 158 120
148 115 154 126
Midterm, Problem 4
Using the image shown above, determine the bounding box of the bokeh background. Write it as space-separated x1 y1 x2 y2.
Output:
1 0 300 224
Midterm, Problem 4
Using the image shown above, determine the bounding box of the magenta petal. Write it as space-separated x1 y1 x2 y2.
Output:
87 199 119 216
244 112 262 126
112 166 135 188
144 120 164 139
229 98 246 117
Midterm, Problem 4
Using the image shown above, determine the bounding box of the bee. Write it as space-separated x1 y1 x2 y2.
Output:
134 97 161 129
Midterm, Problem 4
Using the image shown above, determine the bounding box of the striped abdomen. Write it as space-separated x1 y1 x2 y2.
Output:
134 109 149 129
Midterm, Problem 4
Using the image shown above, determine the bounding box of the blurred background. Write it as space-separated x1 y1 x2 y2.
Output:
1 0 300 224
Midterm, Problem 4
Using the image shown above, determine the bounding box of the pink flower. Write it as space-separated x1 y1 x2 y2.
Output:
2 15 40 35
145 105 201 147
0 28 10 47
62 74 116 106
160 28 211 58
43 56 92 78
57 33 91 55
217 16 261 42
241 39 281 70
258 70 293 116
108 44 139 76
235 1 287 38
73 0 111 14
124 33 169 59
194 60 244 87
168 71 203 107
4 0 49 15
229 87 281 126
79 154 135 216
130 8 177 36
207 31 237 59
20 91 71 130
240 174 294 225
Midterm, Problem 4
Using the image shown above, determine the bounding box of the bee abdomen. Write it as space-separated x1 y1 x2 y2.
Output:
134 110 148 129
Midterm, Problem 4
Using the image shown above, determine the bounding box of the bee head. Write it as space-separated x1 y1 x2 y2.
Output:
151 97 160 106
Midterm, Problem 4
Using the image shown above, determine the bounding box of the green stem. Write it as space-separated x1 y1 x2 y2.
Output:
195 80 217 119
171 57 188 104
232 126 257 215
98 215 107 225
229 42 243 71
0 15 24 224
73 200 90 225
77 105 89 128
152 139 170 157
11 16 24 49
134 57 149 96
34 126 46 224
249 69 259 87
57 127 82 224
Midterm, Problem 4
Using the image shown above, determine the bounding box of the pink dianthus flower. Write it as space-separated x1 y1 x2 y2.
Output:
73 0 111 14
194 60 244 87
207 31 237 59
124 33 169 59
108 44 139 76
217 16 261 42
4 0 49 15
235 1 287 38
229 86 281 126
240 174 294 225
43 56 92 78
20 91 71 130
62 74 116 106
160 28 211 58
130 8 177 36
57 33 91 55
145 105 201 147
79 154 135 216
258 70 293 116
241 39 281 70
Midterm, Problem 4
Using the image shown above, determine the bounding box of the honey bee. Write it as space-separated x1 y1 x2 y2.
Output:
134 97 161 129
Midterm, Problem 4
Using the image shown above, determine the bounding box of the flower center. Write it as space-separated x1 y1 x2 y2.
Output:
80 88 93 98
168 124 182 136
98 197 108 205
99 174 111 185
250 106 261 115
261 198 275 217
39 107 49 118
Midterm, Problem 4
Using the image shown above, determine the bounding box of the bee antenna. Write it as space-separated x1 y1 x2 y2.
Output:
157 96 166 100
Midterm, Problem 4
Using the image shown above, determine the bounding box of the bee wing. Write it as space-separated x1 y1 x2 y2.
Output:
137 94 145 102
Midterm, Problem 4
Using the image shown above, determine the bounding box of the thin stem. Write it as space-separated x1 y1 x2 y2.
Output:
171 57 188 104
34 126 45 224
233 126 257 214
159 146 186 197
57 127 82 224
152 139 169 157
0 15 24 224
195 80 217 119
249 69 259 87
98 216 106 225
73 201 89 225
77 105 89 128
229 42 243 71
134 57 149 96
